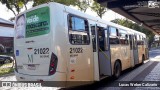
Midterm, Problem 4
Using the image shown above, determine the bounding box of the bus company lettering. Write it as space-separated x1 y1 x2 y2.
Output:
27 15 39 24
26 21 48 30
25 6 50 37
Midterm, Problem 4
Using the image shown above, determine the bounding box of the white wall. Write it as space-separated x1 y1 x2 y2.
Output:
0 26 14 37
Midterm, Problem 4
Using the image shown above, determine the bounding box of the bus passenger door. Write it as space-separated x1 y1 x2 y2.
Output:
129 35 134 67
91 25 99 81
91 25 111 79
133 35 139 65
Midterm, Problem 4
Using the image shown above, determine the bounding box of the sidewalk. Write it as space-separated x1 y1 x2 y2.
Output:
149 46 160 51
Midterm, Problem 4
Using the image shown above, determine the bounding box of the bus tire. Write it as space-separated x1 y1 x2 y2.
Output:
142 55 145 64
113 61 121 79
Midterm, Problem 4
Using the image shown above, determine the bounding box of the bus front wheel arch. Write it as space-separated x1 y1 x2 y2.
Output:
113 60 122 79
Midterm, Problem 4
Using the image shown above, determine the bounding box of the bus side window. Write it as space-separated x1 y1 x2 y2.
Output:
142 37 145 45
133 35 137 50
109 26 119 44
119 29 129 45
129 35 133 50
98 27 105 51
68 15 90 45
105 30 108 50
137 35 141 45
91 26 96 52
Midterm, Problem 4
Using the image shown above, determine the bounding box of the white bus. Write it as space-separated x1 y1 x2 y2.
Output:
14 2 149 87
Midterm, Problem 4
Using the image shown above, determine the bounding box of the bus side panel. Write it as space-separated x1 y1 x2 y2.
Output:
120 45 131 69
49 3 68 82
144 38 149 60
64 7 94 84
51 3 68 73
110 45 122 74
138 45 143 63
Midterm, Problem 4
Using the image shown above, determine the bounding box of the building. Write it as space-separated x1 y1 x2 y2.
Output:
0 18 14 53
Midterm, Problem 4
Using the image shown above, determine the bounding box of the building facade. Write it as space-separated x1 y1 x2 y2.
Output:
0 18 14 53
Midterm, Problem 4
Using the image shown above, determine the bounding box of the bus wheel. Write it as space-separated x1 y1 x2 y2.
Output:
142 55 145 64
113 61 121 79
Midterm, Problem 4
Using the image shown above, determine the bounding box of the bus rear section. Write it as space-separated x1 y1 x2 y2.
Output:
14 4 66 83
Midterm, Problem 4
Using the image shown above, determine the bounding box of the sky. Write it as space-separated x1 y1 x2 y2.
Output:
0 2 125 21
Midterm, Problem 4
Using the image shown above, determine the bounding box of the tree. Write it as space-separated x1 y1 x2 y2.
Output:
1 0 30 16
32 0 76 6
90 1 107 18
1 0 108 19
1 0 76 16
33 0 90 12
74 0 90 12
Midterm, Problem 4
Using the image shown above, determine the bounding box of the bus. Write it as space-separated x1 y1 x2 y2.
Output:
14 2 149 87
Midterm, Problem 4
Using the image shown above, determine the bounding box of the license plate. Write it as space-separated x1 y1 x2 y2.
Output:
28 64 36 70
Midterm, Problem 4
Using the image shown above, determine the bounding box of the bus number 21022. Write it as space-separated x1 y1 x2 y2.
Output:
70 48 83 53
34 48 49 54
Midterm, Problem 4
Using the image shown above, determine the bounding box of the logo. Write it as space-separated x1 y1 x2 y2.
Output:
2 82 11 87
148 1 160 8
28 54 33 63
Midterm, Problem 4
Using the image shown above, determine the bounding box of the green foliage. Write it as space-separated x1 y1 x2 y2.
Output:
90 1 107 18
1 0 107 19
33 0 106 17
1 0 30 15
33 0 90 12
73 0 90 12
0 62 14 76
33 0 75 6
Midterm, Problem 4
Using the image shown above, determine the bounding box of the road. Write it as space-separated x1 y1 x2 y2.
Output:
0 48 160 90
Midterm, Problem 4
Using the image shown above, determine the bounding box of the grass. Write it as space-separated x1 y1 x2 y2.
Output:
0 62 13 67
0 68 14 76
0 62 14 76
